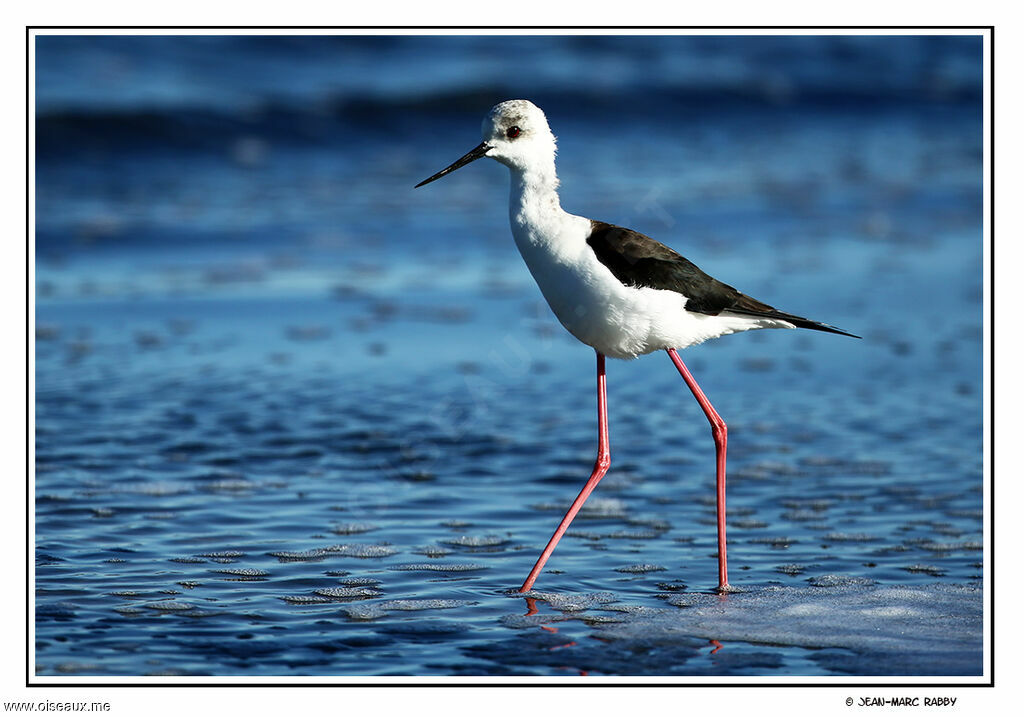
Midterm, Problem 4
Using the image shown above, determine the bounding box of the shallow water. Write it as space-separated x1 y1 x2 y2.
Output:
34 34 984 678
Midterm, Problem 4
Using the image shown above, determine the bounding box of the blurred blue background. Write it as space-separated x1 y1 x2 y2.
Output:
34 34 984 677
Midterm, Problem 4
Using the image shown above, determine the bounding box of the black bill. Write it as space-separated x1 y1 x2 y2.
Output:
415 141 491 188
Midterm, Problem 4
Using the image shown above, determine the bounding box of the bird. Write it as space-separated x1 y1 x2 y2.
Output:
415 99 858 593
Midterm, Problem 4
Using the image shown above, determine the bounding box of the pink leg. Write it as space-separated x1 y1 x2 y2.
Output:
519 350 610 592
666 348 730 590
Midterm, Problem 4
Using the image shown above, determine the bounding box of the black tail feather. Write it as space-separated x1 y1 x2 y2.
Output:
726 308 861 339
782 316 861 339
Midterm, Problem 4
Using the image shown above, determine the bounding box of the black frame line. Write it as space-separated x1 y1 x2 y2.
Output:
25 24 995 690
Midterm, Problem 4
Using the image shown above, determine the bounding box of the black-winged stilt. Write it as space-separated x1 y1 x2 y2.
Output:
416 100 858 593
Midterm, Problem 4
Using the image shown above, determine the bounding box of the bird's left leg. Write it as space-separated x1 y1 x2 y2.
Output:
666 348 729 590
519 350 610 592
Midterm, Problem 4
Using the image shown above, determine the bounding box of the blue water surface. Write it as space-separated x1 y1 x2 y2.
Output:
34 34 984 678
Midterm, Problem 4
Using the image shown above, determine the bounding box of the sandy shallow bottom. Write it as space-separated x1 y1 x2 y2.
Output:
35 261 983 676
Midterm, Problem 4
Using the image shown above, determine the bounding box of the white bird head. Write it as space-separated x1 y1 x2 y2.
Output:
415 99 557 188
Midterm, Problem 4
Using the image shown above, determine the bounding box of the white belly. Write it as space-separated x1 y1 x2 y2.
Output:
511 217 773 359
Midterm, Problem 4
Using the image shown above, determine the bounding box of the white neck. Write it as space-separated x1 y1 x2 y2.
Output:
508 161 570 245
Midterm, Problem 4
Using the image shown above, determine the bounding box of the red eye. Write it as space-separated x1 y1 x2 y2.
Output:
506 126 521 139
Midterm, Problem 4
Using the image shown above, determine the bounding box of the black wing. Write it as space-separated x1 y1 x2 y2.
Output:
586 221 859 338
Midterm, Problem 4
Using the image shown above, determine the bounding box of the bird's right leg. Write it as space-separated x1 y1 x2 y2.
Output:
666 348 729 590
519 350 610 592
